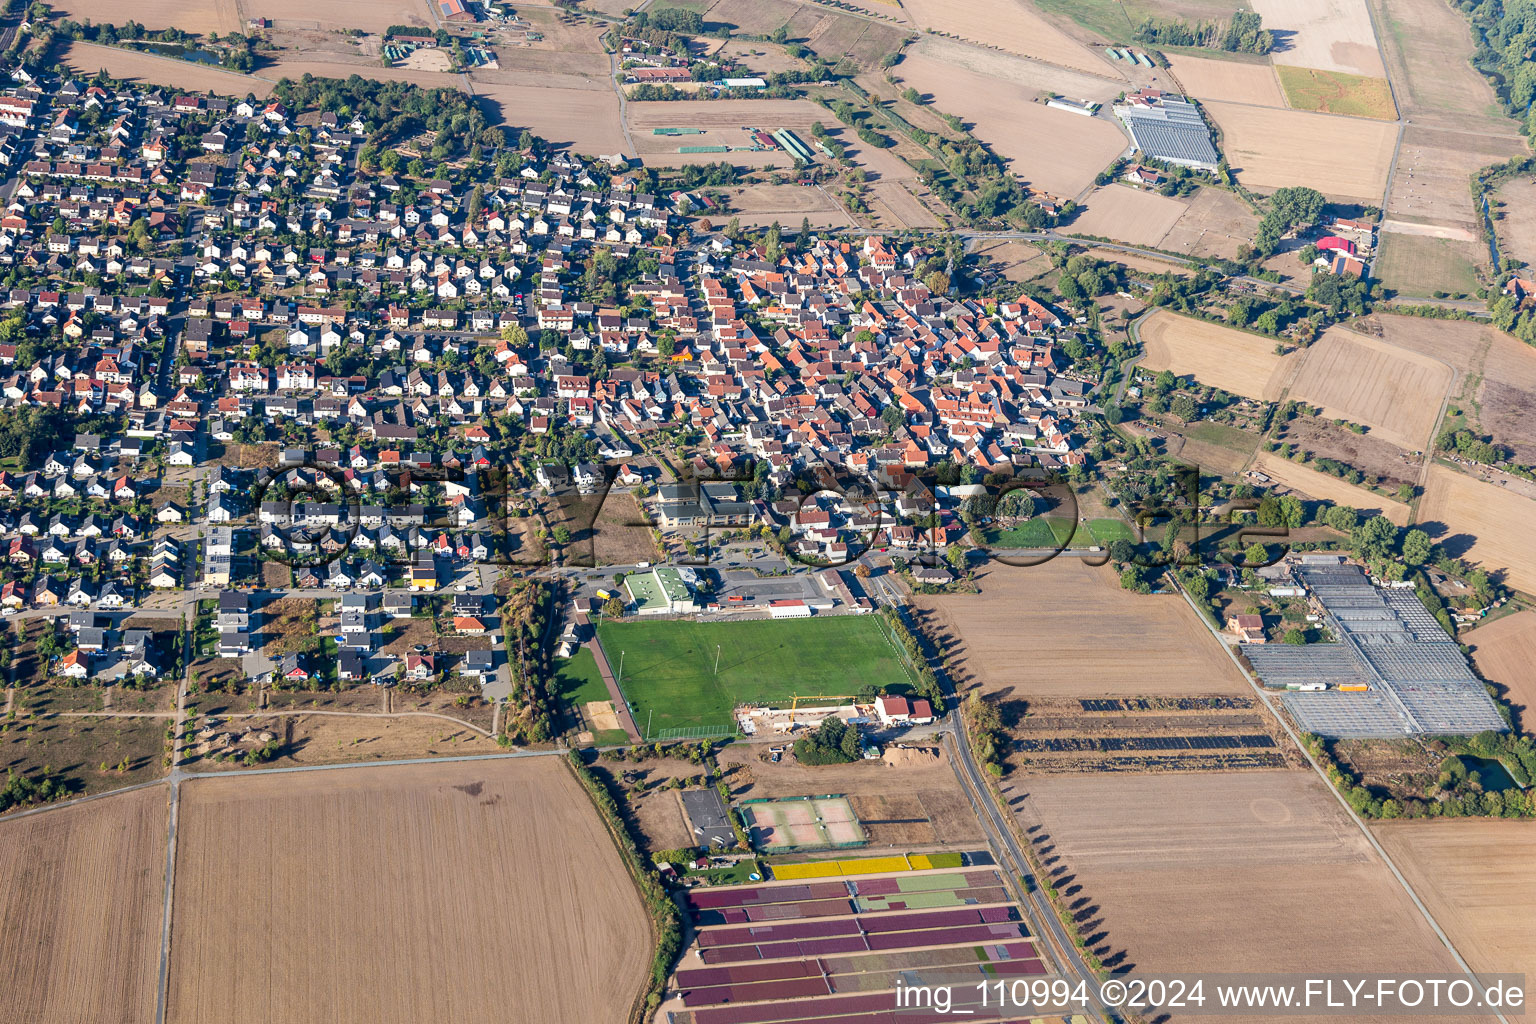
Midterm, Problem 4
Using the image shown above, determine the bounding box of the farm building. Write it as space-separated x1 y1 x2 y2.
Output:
438 0 477 21
1244 563 1506 737
772 129 815 164
1113 90 1219 171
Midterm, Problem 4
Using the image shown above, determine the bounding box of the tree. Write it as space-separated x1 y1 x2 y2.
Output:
945 543 967 574
1401 528 1432 566
1171 394 1197 421
603 595 626 618
552 525 572 545
1244 541 1271 566
1323 504 1358 532
881 404 904 431
1283 628 1306 645
924 270 950 295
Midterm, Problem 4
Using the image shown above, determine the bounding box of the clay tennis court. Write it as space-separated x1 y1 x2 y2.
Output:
1138 309 1301 401
742 796 867 850
1288 327 1454 449
166 758 650 1024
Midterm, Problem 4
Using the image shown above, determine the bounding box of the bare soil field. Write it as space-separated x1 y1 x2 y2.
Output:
1390 127 1527 236
469 75 624 154
1370 0 1521 133
972 239 1054 283
53 0 241 34
902 35 1125 105
590 757 701 853
210 712 498 766
1157 187 1262 260
718 40 817 76
0 785 166 1024
64 42 274 99
1137 310 1301 401
868 179 944 229
1068 185 1188 246
168 759 649 1024
704 0 816 37
900 54 1124 196
241 0 431 32
592 490 662 566
1288 327 1454 449
1464 609 1536 733
912 558 1248 699
1168 53 1285 107
1251 0 1387 77
1251 453 1411 524
717 743 984 847
900 0 1114 75
717 183 853 228
1374 820 1536 981
1270 414 1422 492
1008 770 1486 1013
1419 465 1536 596
1204 101 1396 201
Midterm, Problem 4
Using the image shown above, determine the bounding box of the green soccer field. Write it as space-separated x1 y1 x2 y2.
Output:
596 616 918 738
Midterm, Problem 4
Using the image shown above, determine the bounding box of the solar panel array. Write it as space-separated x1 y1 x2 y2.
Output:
1113 97 1219 169
1248 564 1505 738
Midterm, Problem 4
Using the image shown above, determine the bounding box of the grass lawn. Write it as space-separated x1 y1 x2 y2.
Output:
553 647 610 708
1180 419 1265 454
1373 231 1482 298
983 517 1131 548
1085 518 1135 544
597 616 916 738
1275 66 1396 119
1034 0 1253 44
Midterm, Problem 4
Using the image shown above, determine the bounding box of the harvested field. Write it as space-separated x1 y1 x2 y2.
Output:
243 0 431 32
912 558 1249 699
1068 185 1187 247
1389 127 1527 236
1370 0 1521 133
900 0 1113 75
53 0 240 34
167 759 649 1024
717 743 984 847
1373 231 1482 297
1168 53 1285 107
867 180 943 229
1464 610 1536 733
0 785 167 1024
903 35 1125 105
900 53 1124 196
469 79 622 153
1204 101 1396 201
1157 187 1262 260
717 184 853 229
1008 771 1480 1000
1270 413 1422 493
1374 820 1536 981
64 42 274 99
1251 0 1387 77
1288 327 1454 449
1478 326 1536 465
1137 310 1300 401
1493 178 1536 269
1251 453 1411 525
1276 66 1396 119
1419 465 1536 596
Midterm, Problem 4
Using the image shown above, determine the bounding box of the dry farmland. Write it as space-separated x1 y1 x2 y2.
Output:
1419 465 1536 596
64 42 274 99
899 0 1114 76
1276 66 1396 120
469 75 624 155
1157 187 1262 260
1251 453 1411 525
902 35 1126 105
1270 412 1423 493
1068 185 1188 246
1137 310 1300 401
1465 610 1536 733
208 712 499 766
1374 821 1536 982
1371 0 1522 133
1006 771 1483 1006
1204 101 1397 201
1287 327 1454 449
52 0 241 34
0 786 167 1024
899 53 1124 197
1493 178 1536 269
167 759 650 1024
973 239 1054 283
1251 0 1387 77
1373 231 1483 298
1389 127 1527 237
1168 53 1286 107
240 0 432 32
911 558 1249 699
868 179 944 229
